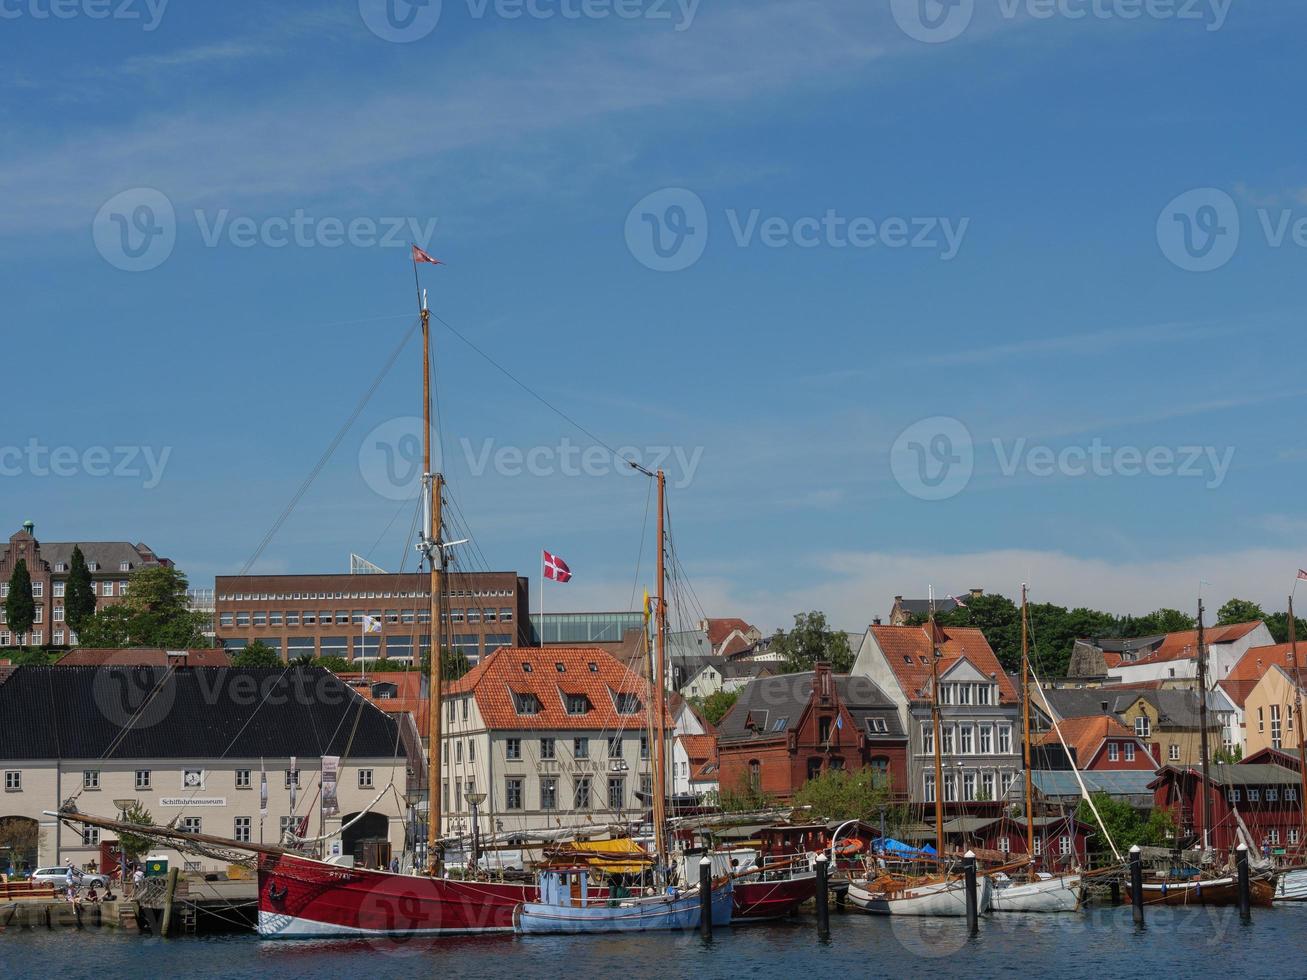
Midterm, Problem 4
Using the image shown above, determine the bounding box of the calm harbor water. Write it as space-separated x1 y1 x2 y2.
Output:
6 904 1307 979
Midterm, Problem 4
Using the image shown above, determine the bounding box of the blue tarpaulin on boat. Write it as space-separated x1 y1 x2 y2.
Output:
873 838 936 856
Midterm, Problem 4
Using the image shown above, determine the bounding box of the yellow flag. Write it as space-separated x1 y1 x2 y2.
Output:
643 588 651 620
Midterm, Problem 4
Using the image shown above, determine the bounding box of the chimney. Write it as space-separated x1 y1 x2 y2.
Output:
873 617 882 626
814 662 833 701
970 588 983 598
1100 701 1109 714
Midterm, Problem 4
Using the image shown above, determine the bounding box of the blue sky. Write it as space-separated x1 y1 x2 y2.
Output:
2 0 1305 631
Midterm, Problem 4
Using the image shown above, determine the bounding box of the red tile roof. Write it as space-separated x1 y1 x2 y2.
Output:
1102 651 1124 669
1218 642 1307 708
447 646 668 731
870 624 1017 704
678 734 716 765
1040 715 1142 766
1127 621 1264 667
705 618 755 647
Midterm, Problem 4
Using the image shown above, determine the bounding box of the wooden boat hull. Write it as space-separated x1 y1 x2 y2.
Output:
256 852 533 938
1274 868 1307 901
847 876 992 916
990 875 1081 913
513 882 733 934
1126 875 1274 907
732 873 817 921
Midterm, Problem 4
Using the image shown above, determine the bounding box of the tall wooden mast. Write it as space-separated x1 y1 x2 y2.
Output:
929 596 945 861
1020 585 1035 870
1289 594 1307 844
652 470 668 870
1196 598 1213 850
420 300 446 874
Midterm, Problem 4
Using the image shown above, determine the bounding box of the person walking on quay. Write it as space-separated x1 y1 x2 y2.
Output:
65 866 77 904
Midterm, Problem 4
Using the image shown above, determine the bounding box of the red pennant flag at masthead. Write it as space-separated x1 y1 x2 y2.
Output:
1298 569 1307 581
543 550 572 583
412 244 443 265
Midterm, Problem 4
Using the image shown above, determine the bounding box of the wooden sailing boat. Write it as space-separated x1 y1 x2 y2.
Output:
847 591 992 916
514 470 734 934
991 585 1083 913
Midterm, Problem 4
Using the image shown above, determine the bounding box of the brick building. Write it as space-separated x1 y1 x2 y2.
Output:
0 521 173 649
716 664 909 801
214 571 531 664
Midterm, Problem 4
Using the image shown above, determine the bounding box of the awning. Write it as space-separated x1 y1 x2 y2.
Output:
545 838 652 875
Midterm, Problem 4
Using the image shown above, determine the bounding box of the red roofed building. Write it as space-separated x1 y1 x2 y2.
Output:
852 623 1022 809
700 617 762 657
440 646 671 838
1217 642 1307 755
1105 620 1273 689
1040 716 1156 772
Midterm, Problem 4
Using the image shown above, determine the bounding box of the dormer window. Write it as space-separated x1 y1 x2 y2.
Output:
866 717 889 734
87 562 99 572
565 693 592 715
119 561 131 572
614 692 641 715
512 692 542 715
55 562 68 573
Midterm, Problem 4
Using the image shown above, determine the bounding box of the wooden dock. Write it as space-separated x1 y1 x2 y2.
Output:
0 876 259 935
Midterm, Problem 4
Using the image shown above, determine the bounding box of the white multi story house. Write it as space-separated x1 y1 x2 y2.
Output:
441 646 673 844
851 623 1023 809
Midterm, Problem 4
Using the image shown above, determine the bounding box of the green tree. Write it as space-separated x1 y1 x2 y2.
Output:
290 653 316 667
64 545 97 636
793 768 905 824
1265 611 1307 645
694 689 739 726
117 803 155 864
1122 608 1195 637
10 648 57 666
1075 792 1176 864
1216 598 1267 627
315 655 351 673
419 648 471 681
231 641 282 667
772 611 853 674
718 773 777 813
77 565 207 648
4 559 36 641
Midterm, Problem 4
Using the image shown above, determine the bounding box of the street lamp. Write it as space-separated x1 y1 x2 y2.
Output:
466 792 487 872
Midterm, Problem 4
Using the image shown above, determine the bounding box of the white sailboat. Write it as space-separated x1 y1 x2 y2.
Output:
848 874 992 916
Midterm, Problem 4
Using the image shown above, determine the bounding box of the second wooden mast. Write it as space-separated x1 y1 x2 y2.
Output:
421 298 447 874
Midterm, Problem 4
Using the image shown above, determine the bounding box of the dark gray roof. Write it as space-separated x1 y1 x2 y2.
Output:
0 665 400 761
718 672 904 743
37 541 165 573
894 595 965 616
1039 687 1223 728
1027 770 1158 799
1158 764 1301 788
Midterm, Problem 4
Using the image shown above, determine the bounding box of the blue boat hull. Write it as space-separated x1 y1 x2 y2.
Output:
515 884 733 934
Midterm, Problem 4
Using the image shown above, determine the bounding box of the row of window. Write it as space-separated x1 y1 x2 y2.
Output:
78 815 339 848
1228 786 1299 803
219 588 516 601
0 580 127 600
1258 828 1302 845
4 768 374 792
442 775 645 812
923 769 1017 802
218 607 516 629
221 635 513 659
1105 741 1137 763
996 834 1074 857
0 630 74 647
937 682 997 706
921 723 1014 756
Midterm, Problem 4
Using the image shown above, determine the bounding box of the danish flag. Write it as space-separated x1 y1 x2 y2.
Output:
411 244 443 265
543 550 572 583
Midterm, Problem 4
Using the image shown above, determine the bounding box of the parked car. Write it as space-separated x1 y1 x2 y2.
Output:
30 867 111 889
